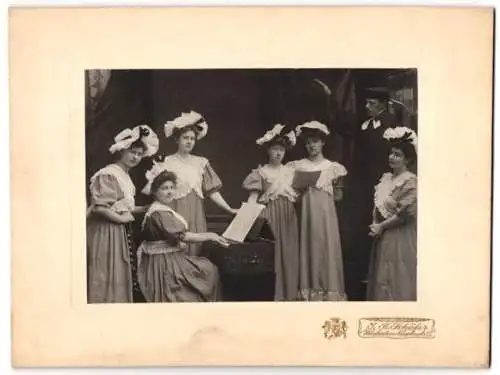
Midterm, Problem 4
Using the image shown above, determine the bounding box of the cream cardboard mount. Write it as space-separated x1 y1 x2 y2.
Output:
9 6 492 367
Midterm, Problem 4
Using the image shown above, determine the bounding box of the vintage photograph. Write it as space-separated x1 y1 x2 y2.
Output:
11 6 492 367
85 68 418 304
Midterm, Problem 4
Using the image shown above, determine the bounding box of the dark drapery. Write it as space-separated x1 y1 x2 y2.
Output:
85 70 154 203
147 69 359 214
84 69 417 301
84 68 418 209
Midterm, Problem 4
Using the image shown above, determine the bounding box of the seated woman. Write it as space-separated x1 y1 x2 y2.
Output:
137 168 229 302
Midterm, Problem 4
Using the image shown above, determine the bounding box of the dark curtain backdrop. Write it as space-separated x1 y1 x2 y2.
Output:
85 69 417 212
148 69 357 214
85 70 154 203
84 68 417 302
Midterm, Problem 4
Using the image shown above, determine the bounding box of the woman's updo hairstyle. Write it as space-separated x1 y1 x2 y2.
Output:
150 170 177 195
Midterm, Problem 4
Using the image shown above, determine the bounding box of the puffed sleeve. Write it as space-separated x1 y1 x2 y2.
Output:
395 177 417 221
202 162 223 196
331 162 348 181
89 174 123 208
148 211 187 244
242 169 263 192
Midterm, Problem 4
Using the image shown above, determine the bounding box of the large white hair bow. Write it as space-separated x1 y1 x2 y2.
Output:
164 110 208 140
141 160 170 195
109 125 159 157
256 124 296 147
295 121 330 137
383 126 418 150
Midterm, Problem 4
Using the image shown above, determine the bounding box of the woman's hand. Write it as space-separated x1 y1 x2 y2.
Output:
207 233 230 247
333 187 343 201
209 192 239 216
369 223 384 238
132 205 149 214
228 207 239 215
247 191 260 204
120 211 135 224
93 206 134 224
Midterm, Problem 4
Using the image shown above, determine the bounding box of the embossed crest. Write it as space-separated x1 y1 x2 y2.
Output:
322 318 348 339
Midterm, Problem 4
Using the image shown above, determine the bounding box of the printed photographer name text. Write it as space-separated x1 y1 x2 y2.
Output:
358 318 435 339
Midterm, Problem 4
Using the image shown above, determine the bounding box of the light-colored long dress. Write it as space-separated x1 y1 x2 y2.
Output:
86 164 136 303
160 154 223 256
137 201 220 302
287 158 348 301
367 171 417 301
242 164 300 301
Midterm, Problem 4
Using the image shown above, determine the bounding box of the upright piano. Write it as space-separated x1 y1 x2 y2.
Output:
202 215 276 302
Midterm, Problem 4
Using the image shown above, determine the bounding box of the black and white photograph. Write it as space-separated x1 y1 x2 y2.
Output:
85 68 418 303
11 5 493 368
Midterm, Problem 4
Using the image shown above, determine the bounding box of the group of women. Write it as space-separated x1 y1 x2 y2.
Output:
86 110 418 304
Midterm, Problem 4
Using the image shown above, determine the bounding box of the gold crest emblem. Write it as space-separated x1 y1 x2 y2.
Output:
322 318 348 339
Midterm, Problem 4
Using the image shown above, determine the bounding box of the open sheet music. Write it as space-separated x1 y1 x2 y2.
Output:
292 170 321 191
222 202 266 243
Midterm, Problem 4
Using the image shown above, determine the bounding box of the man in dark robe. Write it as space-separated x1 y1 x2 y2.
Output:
337 87 396 300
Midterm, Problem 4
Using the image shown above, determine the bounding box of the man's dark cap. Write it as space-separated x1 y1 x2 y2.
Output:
365 87 390 102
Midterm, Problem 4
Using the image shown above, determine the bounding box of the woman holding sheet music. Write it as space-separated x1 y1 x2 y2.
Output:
287 121 347 301
242 124 300 301
148 111 239 257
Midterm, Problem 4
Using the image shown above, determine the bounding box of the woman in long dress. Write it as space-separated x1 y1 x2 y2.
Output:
87 125 159 303
367 127 417 301
242 124 300 301
288 121 347 301
147 111 238 256
138 169 228 302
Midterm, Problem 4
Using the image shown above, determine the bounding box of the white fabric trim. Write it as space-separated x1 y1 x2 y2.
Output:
361 119 382 131
141 201 189 231
89 164 136 211
373 171 415 220
161 154 208 199
257 164 298 203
